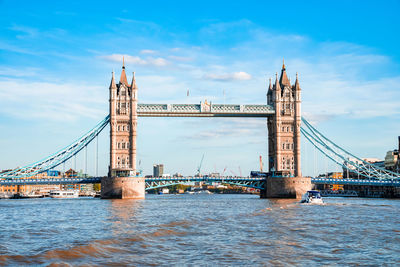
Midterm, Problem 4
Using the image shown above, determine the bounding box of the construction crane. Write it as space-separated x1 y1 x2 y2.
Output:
197 153 205 176
259 155 263 172
222 166 227 176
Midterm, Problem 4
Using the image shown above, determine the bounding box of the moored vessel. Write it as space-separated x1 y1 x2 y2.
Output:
49 190 79 198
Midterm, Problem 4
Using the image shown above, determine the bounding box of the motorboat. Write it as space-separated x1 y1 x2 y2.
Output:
0 192 14 199
49 190 79 198
195 189 212 194
300 190 323 204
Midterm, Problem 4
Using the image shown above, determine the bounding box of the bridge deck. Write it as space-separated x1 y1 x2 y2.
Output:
2 177 400 188
137 103 274 117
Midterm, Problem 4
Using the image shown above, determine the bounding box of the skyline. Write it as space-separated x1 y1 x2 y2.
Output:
1 1 400 177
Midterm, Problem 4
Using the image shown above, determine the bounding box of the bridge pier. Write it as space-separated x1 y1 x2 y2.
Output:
261 176 312 198
101 176 145 199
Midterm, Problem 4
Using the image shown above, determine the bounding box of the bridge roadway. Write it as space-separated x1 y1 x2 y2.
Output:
1 176 400 189
137 103 274 117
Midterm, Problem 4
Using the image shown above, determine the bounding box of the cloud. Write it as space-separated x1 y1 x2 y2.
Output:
100 54 168 67
168 55 194 62
0 79 105 121
203 71 252 81
140 49 157 54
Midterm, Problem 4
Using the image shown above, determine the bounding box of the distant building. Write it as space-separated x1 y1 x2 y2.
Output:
153 164 164 177
385 137 400 172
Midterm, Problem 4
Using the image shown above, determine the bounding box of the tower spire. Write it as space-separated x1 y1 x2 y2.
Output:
279 58 290 87
131 71 137 89
109 70 117 89
119 57 128 86
274 72 281 91
294 72 300 90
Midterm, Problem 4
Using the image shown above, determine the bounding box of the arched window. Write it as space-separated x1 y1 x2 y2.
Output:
282 144 285 150
122 142 125 149
117 142 120 149
117 125 120 131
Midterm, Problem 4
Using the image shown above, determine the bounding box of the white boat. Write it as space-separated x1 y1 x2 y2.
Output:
195 189 212 194
300 190 323 204
0 192 14 199
49 190 79 198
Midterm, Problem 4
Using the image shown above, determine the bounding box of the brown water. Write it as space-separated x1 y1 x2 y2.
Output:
0 194 399 266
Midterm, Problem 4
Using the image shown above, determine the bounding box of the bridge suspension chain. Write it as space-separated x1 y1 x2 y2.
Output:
0 115 110 179
301 117 400 180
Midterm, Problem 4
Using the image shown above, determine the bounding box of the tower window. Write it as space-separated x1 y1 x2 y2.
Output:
117 125 120 131
122 143 125 149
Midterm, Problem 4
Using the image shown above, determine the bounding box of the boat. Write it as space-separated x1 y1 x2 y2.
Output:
195 189 212 194
0 192 14 199
14 192 44 199
300 190 323 204
49 190 79 198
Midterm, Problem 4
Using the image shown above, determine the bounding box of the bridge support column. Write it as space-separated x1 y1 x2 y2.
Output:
101 176 145 199
261 176 312 198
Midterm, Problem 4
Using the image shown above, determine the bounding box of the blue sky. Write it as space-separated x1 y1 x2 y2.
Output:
1 0 400 177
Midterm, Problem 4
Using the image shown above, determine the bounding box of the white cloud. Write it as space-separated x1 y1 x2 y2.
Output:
140 49 157 54
203 71 252 81
100 54 169 67
0 79 105 121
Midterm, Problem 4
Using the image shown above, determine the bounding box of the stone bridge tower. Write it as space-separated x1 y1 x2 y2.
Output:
265 62 310 198
101 61 144 199
267 62 301 177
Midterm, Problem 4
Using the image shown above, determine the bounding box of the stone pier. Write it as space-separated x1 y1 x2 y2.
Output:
261 176 312 198
101 177 145 199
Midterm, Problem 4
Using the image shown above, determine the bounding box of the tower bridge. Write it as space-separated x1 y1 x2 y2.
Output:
1 60 400 198
101 60 308 199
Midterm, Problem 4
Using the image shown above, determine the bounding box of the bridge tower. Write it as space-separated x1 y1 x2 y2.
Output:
264 62 311 198
101 61 145 199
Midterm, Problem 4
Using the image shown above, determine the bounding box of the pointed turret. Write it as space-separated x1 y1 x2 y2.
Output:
131 72 137 90
279 59 291 88
119 57 129 86
294 72 300 90
268 77 272 90
109 71 117 89
274 72 281 91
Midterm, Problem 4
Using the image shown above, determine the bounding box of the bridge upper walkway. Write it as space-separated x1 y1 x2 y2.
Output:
137 103 274 117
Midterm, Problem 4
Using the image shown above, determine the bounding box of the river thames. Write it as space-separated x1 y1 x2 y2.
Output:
0 194 399 266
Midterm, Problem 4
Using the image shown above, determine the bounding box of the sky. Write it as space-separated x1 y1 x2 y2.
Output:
1 0 400 177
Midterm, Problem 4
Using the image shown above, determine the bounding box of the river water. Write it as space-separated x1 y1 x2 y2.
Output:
0 194 399 266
